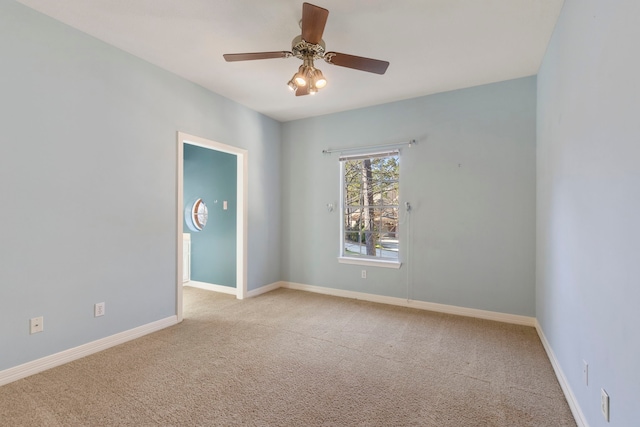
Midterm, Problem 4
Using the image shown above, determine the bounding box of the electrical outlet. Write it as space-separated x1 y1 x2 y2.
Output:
30 316 44 334
361 270 367 279
94 302 105 317
583 360 588 386
601 388 610 421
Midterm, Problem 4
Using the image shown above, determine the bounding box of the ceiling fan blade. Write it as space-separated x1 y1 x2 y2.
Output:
295 85 310 96
301 3 329 45
223 51 292 62
324 52 390 75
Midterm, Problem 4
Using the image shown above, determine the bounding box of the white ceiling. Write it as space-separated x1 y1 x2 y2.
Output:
16 0 564 122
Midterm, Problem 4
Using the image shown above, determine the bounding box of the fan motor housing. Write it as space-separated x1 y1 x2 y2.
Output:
291 35 325 60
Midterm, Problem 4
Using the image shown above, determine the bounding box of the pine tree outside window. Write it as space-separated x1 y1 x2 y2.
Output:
339 151 400 265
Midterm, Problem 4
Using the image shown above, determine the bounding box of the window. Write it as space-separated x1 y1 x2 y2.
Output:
340 151 400 266
185 198 208 232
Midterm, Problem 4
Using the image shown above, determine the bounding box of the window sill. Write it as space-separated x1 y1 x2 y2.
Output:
338 257 402 269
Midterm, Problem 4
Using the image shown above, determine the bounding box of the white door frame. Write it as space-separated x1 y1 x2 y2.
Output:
176 132 248 322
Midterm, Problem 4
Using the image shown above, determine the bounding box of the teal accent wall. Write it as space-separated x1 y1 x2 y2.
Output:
184 144 237 287
537 0 640 425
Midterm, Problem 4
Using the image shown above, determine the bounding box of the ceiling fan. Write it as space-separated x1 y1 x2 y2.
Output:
223 2 390 96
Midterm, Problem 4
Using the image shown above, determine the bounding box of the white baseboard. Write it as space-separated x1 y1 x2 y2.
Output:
0 315 177 387
246 281 284 298
535 320 588 427
184 281 282 299
0 282 580 427
280 282 536 327
185 281 236 295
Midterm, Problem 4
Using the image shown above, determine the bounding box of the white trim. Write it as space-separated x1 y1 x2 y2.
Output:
238 146 249 300
280 282 536 326
185 281 236 295
338 257 402 269
176 132 249 318
0 316 177 387
535 320 589 427
176 139 184 322
338 149 400 162
322 139 415 155
245 281 284 298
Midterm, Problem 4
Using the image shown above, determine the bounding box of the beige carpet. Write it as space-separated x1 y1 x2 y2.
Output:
0 287 576 426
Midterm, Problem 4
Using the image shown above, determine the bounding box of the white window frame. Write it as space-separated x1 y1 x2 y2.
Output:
338 150 402 269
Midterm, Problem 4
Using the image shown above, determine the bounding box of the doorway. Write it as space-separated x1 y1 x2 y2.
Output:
176 132 248 322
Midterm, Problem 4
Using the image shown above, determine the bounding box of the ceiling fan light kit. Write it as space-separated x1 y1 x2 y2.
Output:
223 3 389 97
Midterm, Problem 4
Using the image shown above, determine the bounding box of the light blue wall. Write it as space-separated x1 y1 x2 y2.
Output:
282 77 537 316
537 0 640 425
12 7 639 424
184 144 237 287
0 1 281 371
